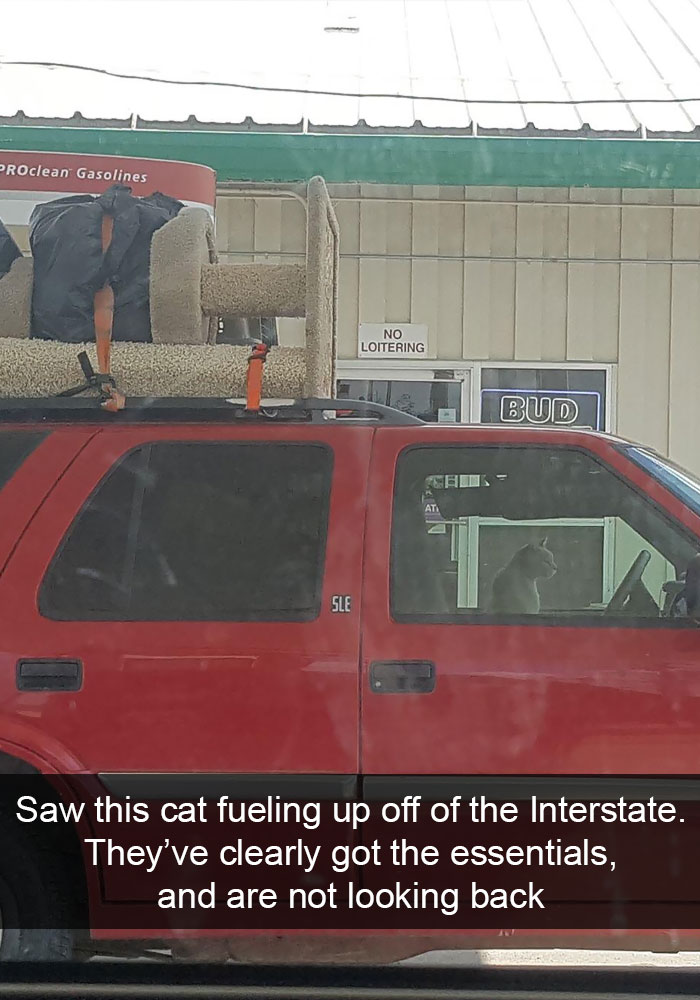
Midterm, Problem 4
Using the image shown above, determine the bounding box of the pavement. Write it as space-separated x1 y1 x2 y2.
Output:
401 949 700 967
91 948 700 968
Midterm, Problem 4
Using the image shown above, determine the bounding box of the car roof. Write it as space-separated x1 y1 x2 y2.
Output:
375 421 639 448
0 396 642 450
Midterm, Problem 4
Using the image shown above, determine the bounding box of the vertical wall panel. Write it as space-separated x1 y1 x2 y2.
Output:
617 190 673 454
384 185 413 328
567 187 621 362
514 189 568 361
333 184 361 359
410 186 441 358
436 186 465 361
253 198 282 262
669 190 700 472
358 184 389 358
279 197 306 256
217 195 255 259
463 187 516 360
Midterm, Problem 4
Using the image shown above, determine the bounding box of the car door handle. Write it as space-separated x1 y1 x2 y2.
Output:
369 661 436 694
16 659 83 692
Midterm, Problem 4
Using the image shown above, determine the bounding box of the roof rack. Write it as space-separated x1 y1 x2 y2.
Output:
0 397 423 426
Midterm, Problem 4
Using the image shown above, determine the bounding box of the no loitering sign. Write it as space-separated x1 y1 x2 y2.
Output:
358 323 431 358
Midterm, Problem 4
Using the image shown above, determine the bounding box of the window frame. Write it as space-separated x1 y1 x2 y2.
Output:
623 446 700 520
336 366 469 424
38 439 334 624
390 442 700 629
461 515 613 610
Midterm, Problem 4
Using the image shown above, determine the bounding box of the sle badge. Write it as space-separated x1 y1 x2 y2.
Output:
331 595 352 613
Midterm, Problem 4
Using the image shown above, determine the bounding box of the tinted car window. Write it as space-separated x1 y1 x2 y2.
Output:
392 445 697 623
0 431 46 491
40 442 332 621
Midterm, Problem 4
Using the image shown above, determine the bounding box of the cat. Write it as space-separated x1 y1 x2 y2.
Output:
489 538 557 614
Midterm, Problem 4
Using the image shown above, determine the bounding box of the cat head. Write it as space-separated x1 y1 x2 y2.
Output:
515 538 557 580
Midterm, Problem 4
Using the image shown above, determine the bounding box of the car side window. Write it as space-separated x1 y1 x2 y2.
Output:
0 431 47 492
39 442 332 622
392 445 697 623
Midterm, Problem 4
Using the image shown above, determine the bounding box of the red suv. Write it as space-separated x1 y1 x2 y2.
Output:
1 396 700 962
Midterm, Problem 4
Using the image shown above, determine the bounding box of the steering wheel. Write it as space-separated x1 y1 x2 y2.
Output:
605 550 651 614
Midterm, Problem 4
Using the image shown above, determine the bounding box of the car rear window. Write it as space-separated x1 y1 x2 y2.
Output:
39 441 333 622
0 431 47 492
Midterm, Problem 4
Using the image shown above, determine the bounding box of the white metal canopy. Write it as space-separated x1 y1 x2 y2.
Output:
2 0 700 135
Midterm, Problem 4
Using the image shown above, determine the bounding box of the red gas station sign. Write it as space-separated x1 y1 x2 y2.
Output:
0 150 216 225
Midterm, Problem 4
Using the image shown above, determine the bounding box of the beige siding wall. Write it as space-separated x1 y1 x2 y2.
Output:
216 183 700 474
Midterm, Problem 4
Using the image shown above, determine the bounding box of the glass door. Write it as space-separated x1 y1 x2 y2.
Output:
336 366 470 424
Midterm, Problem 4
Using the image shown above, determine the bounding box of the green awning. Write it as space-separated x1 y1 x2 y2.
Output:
1 127 699 189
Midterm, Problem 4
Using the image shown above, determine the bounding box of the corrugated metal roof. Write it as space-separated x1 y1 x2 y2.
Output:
3 0 700 136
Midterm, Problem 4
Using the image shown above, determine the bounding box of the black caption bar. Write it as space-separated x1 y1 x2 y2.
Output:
4 774 700 930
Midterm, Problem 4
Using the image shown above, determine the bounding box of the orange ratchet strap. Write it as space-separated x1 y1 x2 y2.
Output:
245 342 270 412
93 213 125 413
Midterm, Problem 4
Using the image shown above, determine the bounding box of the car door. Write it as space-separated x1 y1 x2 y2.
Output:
360 425 700 780
0 422 372 780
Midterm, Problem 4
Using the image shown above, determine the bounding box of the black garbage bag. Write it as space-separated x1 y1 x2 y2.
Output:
0 220 22 279
111 190 183 343
30 194 109 343
30 184 183 344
